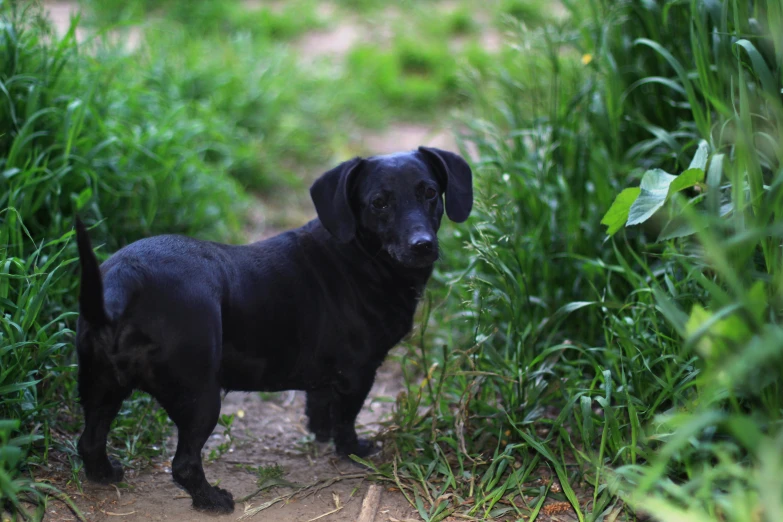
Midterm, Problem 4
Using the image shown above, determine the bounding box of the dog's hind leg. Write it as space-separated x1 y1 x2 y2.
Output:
305 389 334 442
158 380 234 514
77 359 131 484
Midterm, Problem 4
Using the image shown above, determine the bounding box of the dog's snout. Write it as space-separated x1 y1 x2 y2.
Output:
409 233 434 254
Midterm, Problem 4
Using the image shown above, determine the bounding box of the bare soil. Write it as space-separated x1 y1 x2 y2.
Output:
42 354 425 522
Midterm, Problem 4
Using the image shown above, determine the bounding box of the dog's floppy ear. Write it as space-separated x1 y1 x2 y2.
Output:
310 157 364 242
417 146 473 223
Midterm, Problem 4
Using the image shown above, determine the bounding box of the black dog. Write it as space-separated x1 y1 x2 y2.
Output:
74 146 472 513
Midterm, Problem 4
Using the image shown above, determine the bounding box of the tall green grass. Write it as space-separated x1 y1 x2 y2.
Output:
0 1 254 514
383 0 783 520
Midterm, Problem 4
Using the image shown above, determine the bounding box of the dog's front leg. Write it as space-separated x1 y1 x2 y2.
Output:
332 369 379 458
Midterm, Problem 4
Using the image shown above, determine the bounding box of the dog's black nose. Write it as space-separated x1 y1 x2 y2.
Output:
409 234 434 254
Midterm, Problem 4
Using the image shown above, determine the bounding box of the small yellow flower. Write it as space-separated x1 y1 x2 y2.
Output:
581 53 593 65
237 409 245 419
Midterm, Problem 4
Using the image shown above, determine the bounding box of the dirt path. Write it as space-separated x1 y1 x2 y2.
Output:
44 352 424 522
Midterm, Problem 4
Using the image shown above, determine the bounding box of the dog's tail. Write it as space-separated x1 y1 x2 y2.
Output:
75 216 110 327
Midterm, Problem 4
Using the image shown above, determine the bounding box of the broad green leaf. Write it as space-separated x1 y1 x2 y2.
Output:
687 140 709 171
601 187 640 235
0 445 23 469
668 168 705 196
713 316 752 346
658 216 702 241
627 169 676 226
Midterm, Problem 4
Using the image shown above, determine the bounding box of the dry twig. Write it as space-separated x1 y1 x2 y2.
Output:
357 484 383 522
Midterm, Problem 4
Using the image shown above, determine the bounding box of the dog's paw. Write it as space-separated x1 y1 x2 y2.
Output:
192 486 235 514
336 438 380 459
354 438 380 458
85 457 125 484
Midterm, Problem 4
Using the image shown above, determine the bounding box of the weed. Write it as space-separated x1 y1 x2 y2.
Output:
240 463 285 485
208 413 237 462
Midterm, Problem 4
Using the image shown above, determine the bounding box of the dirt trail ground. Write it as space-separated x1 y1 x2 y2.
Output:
43 355 421 522
37 2 496 521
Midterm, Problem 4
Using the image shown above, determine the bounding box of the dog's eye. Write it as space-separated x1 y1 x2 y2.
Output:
372 198 388 210
425 187 438 199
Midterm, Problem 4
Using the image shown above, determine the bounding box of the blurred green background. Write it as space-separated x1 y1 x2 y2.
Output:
1 0 782 520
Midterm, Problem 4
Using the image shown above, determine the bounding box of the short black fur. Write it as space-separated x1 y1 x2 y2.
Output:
74 147 472 514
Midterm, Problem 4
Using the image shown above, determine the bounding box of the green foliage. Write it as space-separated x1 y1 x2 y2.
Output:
240 463 285 486
9 0 780 520
1 4 247 247
443 7 476 35
344 39 463 123
208 413 236 461
385 0 783 520
0 1 259 515
602 140 709 239
0 419 82 520
82 0 325 40
132 25 337 190
498 0 550 26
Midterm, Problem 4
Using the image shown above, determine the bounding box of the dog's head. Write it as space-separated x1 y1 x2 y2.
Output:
310 146 473 268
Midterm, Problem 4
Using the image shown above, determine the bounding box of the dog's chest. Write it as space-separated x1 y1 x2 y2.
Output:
297 283 419 389
312 277 420 357
219 274 423 392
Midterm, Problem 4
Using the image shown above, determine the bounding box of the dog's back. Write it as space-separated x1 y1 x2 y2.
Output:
75 219 429 394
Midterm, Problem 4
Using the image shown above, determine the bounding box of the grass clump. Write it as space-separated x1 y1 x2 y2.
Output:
82 0 325 41
383 0 783 520
133 25 338 190
344 39 462 122
0 2 261 514
498 0 551 27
